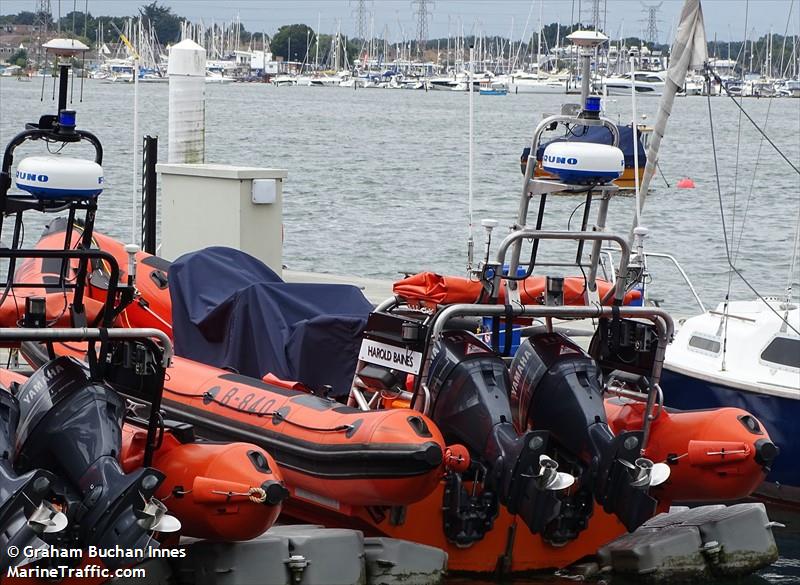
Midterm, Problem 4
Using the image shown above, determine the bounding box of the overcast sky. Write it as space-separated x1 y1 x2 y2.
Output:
3 1 798 43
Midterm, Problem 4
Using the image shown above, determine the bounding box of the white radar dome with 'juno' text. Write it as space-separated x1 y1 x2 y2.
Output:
541 142 624 185
15 156 103 199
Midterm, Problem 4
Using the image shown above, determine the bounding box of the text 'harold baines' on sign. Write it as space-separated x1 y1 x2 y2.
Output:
358 338 423 375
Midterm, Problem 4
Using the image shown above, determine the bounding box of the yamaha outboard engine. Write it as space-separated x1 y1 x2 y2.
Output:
510 332 668 532
0 390 65 569
12 356 166 566
428 331 574 538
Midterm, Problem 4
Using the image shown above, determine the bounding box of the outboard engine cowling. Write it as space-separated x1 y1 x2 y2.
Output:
428 331 573 537
0 390 62 570
510 332 664 532
13 357 166 566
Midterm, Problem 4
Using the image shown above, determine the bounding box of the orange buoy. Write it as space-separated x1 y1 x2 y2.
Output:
676 177 696 189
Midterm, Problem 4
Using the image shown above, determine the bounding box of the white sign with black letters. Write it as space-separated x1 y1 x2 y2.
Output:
358 338 424 375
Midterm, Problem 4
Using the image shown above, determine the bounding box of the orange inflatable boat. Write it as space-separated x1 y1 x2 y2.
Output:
119 423 288 541
0 220 171 334
0 366 288 545
18 339 636 573
605 398 777 503
20 339 447 509
3 221 448 509
7 221 776 574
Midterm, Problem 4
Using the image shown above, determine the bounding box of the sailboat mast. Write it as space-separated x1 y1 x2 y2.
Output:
769 28 773 77
537 1 543 79
315 13 320 70
508 17 515 73
447 24 450 70
335 20 341 71
555 21 560 72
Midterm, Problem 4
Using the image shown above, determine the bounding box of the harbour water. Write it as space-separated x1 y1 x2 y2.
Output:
0 79 798 583
1 80 797 317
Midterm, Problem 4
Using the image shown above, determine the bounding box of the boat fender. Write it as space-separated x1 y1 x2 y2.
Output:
444 444 471 473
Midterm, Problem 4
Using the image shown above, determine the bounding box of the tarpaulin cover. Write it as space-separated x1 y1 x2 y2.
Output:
393 272 641 307
527 124 648 168
170 247 373 397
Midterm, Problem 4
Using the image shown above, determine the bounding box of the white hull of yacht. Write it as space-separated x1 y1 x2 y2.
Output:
603 83 663 96
505 80 567 94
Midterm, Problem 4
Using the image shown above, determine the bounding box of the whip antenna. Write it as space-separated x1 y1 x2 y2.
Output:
467 44 475 273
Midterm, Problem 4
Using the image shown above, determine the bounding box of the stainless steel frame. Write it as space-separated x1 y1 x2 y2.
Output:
0 327 174 367
348 96 672 455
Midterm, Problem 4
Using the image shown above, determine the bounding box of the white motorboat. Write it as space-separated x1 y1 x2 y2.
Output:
494 73 567 94
602 71 666 96
271 74 297 86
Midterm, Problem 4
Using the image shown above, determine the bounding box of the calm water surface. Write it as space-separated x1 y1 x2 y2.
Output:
1 79 797 313
0 78 798 583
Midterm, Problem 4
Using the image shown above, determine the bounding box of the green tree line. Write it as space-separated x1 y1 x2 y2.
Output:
1 2 188 45
2 4 797 75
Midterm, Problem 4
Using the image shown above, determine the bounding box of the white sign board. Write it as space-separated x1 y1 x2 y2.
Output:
358 338 424 375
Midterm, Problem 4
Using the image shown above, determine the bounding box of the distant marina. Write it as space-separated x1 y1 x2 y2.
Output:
2 2 799 97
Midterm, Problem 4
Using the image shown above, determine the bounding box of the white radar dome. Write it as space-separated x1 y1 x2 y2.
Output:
542 142 624 185
15 156 103 199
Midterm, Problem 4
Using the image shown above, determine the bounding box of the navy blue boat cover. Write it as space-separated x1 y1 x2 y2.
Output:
532 124 647 168
169 247 373 397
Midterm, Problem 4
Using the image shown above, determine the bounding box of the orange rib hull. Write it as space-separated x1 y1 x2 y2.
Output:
5 223 774 574
606 398 770 502
119 426 287 541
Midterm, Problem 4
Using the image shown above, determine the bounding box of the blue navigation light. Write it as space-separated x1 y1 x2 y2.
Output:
58 109 76 127
585 96 601 112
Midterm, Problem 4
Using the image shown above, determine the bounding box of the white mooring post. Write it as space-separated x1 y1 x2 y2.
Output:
167 39 206 164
